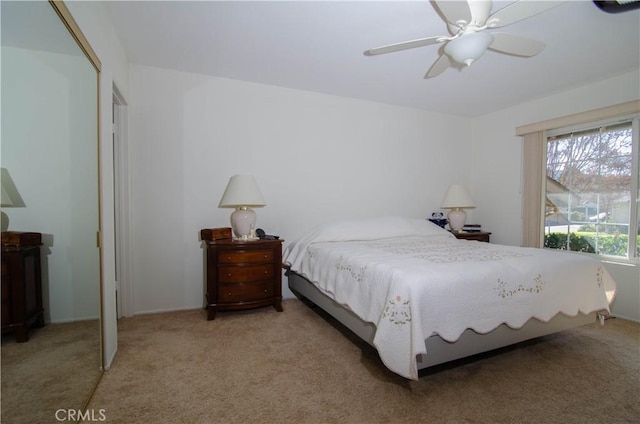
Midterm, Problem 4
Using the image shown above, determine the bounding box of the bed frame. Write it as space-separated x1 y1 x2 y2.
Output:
288 271 597 372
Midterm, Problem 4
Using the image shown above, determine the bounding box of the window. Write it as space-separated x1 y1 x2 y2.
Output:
517 101 640 260
544 118 639 259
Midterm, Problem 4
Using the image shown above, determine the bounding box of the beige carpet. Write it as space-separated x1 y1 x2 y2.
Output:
86 299 639 424
1 320 102 424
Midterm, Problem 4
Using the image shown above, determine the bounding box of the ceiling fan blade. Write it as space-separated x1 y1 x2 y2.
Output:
433 0 471 26
488 33 545 57
488 0 564 28
424 54 451 79
363 36 443 56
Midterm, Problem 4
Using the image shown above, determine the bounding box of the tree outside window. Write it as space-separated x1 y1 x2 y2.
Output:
544 120 638 258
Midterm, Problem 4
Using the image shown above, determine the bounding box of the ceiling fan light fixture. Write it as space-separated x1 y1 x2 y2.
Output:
444 32 494 66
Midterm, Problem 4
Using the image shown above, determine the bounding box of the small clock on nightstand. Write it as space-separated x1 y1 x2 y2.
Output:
451 231 491 243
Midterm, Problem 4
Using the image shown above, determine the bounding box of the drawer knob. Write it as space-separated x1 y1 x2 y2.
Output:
228 293 232 296
264 270 268 274
264 289 268 293
227 273 232 277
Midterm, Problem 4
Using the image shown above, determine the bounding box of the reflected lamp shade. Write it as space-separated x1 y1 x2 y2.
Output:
1 168 21 207
1 182 12 232
218 175 266 239
444 32 494 66
1 183 14 207
441 184 475 232
1 168 24 232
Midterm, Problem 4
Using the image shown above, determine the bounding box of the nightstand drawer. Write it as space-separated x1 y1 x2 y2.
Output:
218 250 275 264
218 281 274 303
218 265 274 283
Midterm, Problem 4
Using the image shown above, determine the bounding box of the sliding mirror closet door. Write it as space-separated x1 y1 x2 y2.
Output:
1 1 103 422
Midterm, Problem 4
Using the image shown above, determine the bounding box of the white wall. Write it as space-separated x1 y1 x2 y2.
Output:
65 1 130 368
471 70 640 321
128 65 472 314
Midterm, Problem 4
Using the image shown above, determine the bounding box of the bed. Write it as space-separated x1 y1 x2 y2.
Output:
283 216 617 380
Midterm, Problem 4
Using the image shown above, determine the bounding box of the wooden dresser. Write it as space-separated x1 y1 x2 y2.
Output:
201 230 284 320
1 231 45 342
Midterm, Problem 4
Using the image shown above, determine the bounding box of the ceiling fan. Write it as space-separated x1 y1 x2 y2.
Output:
363 0 564 79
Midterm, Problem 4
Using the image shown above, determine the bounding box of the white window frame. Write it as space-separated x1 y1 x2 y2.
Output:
516 100 640 264
544 116 638 259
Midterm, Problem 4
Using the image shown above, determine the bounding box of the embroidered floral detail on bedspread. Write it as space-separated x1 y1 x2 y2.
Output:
383 296 411 325
494 274 545 298
335 256 367 282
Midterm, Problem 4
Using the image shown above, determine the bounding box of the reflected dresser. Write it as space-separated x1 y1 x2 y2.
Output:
1 231 45 342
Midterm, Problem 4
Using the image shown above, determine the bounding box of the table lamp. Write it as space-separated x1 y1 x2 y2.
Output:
441 184 475 232
218 175 266 240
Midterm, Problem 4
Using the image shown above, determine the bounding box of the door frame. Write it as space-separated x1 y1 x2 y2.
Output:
112 85 133 318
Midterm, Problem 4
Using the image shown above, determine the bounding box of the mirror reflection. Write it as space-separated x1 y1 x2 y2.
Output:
1 1 103 422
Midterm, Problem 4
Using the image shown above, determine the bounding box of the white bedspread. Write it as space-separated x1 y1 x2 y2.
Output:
283 217 617 380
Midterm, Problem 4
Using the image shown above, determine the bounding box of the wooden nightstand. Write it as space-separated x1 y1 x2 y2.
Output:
200 231 284 320
451 231 491 243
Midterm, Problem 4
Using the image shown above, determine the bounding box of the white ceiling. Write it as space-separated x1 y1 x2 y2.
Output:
104 0 640 117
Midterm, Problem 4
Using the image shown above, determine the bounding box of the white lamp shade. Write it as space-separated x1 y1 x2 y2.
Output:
1 167 24 208
444 32 494 66
441 184 475 209
218 175 266 208
1 184 14 207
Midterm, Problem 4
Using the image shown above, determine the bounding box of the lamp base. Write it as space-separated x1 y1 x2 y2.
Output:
447 208 467 232
230 207 257 239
